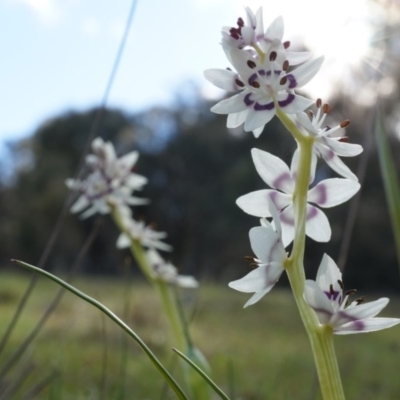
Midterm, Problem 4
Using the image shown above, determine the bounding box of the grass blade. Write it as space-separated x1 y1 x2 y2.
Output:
375 112 400 268
173 348 230 400
12 259 188 400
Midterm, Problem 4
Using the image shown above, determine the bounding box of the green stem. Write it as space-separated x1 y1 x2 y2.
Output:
12 259 188 400
276 108 345 400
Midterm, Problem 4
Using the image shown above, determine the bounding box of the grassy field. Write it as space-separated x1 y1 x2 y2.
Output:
0 271 399 399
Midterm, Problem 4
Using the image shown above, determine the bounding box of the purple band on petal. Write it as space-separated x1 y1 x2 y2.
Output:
254 101 274 111
266 70 281 77
286 74 297 89
258 69 266 76
278 93 295 108
279 209 294 225
353 320 365 330
248 73 258 86
311 184 327 205
324 290 340 301
326 148 335 160
244 93 254 106
272 172 291 190
306 206 318 221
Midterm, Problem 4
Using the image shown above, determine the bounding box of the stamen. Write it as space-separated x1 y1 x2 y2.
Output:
316 98 322 108
324 126 331 131
244 256 255 262
269 51 277 61
235 78 245 87
247 60 256 69
339 136 349 143
346 289 357 296
282 60 289 71
249 262 259 269
322 103 331 114
237 17 244 27
229 28 240 40
279 76 287 85
338 279 344 289
329 284 335 295
307 110 314 118
283 41 290 49
340 119 350 128
226 67 232 71
356 296 365 305
251 81 260 88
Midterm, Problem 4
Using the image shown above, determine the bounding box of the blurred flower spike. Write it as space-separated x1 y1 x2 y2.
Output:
304 254 400 334
296 99 363 181
66 137 148 219
116 206 172 252
204 8 323 137
146 249 199 289
229 198 287 307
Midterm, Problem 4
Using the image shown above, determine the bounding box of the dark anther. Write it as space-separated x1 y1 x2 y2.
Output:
226 67 232 71
340 119 350 128
339 136 349 143
282 60 289 71
346 289 357 296
307 110 314 118
235 78 245 87
244 256 255 262
237 17 244 27
356 296 365 305
283 41 290 49
329 284 335 295
322 103 331 114
269 51 277 61
230 28 240 40
252 81 260 88
247 60 256 69
338 279 344 289
249 262 259 269
324 125 331 131
316 98 322 108
280 76 287 85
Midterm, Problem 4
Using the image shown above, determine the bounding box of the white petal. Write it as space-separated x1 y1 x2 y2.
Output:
304 280 335 324
317 144 359 181
211 91 250 114
175 276 199 288
277 93 314 114
229 265 270 293
249 226 286 263
229 48 260 83
334 318 400 335
227 110 248 128
116 233 131 249
117 151 139 171
322 137 363 157
286 51 311 65
203 68 241 92
305 205 331 243
288 56 324 88
308 178 360 208
251 148 294 193
265 16 284 41
244 106 275 132
237 190 292 217
278 204 295 247
70 196 89 214
252 126 265 138
315 254 343 296
296 112 317 135
267 196 282 238
332 298 390 328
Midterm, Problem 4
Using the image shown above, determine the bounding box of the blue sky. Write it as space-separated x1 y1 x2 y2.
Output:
1 0 374 147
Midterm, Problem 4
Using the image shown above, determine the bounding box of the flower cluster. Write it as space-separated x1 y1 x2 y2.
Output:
207 8 400 336
205 8 322 137
66 138 148 219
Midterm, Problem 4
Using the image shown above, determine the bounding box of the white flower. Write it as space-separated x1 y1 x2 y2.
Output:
236 148 361 246
229 198 287 307
204 47 323 138
296 99 363 181
116 209 172 252
304 254 400 334
145 249 198 289
66 137 148 219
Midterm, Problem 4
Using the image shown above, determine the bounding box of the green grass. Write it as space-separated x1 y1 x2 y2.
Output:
0 272 399 399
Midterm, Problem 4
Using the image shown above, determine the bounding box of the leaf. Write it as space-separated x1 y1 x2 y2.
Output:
11 260 188 400
375 111 400 269
173 348 231 400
